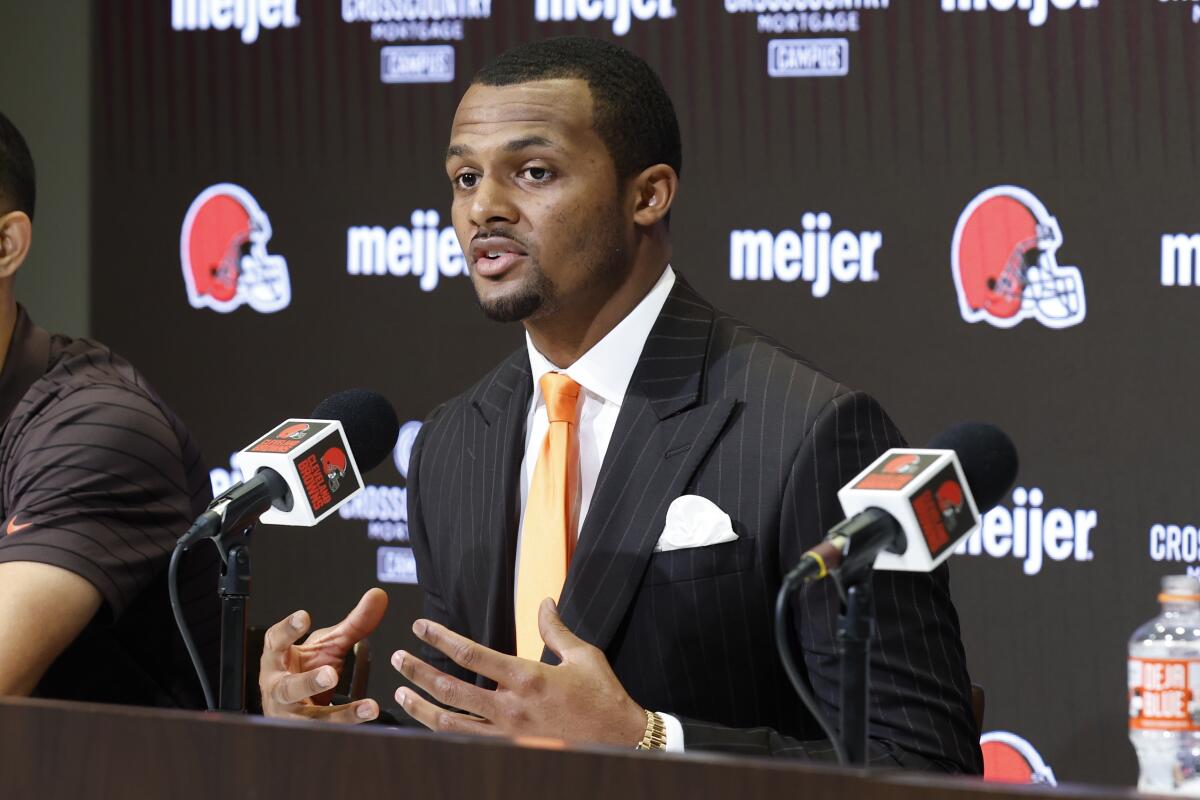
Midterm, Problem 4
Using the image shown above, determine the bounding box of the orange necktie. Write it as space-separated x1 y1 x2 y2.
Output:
515 372 582 660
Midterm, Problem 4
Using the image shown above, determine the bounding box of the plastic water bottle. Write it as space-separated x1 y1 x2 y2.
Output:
1130 575 1200 795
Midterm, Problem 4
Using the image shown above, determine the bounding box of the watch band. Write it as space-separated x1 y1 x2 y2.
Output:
635 709 667 751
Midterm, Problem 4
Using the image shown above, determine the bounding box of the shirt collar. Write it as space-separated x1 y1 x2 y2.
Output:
0 305 52 425
526 265 676 409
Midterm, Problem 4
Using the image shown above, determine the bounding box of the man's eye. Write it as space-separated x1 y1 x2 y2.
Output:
522 167 552 182
455 173 479 189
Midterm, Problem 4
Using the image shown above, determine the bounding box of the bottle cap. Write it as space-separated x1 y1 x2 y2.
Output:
1159 574 1200 602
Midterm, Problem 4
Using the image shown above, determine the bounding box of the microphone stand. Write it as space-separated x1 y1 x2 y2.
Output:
190 475 285 712
834 567 874 766
215 530 254 712
775 512 904 768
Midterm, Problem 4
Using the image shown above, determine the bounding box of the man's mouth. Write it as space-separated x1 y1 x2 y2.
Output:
471 237 529 278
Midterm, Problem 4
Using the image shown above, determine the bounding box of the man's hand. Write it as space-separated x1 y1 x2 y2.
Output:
259 587 388 722
392 598 646 746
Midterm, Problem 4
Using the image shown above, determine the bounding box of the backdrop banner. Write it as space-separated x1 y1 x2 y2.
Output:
90 0 1200 785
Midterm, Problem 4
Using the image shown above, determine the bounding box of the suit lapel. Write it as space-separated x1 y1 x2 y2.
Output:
467 350 531 662
552 280 738 660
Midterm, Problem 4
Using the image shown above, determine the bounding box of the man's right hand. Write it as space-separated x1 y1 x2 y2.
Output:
259 587 388 722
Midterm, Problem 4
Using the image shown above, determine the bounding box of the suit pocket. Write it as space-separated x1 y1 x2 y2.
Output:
644 536 757 586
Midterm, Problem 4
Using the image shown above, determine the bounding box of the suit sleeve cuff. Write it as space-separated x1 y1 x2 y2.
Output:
659 712 685 752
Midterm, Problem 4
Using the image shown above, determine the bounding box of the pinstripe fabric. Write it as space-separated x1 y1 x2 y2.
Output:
407 277 982 774
0 308 218 708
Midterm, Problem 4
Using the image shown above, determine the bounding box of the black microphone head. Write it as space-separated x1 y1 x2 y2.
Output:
927 422 1019 512
311 389 400 473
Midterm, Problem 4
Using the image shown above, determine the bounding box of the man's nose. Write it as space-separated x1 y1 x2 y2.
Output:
469 175 519 228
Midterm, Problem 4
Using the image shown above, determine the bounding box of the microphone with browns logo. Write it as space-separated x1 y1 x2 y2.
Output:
178 389 400 545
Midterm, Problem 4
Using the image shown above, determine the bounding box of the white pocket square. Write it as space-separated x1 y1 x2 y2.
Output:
654 495 737 553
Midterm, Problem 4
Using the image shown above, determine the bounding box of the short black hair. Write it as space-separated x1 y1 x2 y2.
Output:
0 111 35 221
473 36 682 181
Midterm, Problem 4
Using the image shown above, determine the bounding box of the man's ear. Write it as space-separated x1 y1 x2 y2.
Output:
631 164 678 227
0 211 32 279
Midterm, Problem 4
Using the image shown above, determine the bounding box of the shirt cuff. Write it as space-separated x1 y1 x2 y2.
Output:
658 712 685 752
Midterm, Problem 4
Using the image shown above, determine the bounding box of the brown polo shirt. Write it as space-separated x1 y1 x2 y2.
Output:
0 306 218 708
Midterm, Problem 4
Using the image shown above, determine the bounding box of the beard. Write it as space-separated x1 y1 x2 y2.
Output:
473 205 629 325
476 261 555 323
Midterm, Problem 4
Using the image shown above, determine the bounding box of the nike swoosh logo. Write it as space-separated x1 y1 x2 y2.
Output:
6 517 32 535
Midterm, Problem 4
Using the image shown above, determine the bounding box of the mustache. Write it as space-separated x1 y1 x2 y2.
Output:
472 228 531 251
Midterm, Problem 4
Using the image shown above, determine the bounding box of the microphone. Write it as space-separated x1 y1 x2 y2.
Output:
178 389 400 545
786 422 1018 587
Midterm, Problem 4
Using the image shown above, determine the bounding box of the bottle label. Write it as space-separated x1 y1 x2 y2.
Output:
1129 658 1200 731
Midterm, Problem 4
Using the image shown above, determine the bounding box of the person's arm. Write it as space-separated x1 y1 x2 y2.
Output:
677 391 984 773
0 561 101 696
0 379 216 702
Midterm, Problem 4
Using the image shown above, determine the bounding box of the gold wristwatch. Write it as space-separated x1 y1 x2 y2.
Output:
635 709 667 751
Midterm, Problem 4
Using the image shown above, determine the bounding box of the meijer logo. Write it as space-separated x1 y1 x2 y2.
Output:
172 0 299 44
941 0 1098 28
954 487 1096 576
1161 233 1200 287
346 210 465 292
729 212 882 297
535 0 676 36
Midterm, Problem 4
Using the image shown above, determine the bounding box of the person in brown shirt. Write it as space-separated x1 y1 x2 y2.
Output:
0 110 217 707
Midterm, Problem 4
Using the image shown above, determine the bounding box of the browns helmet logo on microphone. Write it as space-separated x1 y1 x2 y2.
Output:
248 420 330 454
292 431 361 515
321 447 348 492
236 418 364 525
855 453 940 492
840 448 981 572
883 454 922 475
279 423 310 440
952 186 1086 330
180 183 292 314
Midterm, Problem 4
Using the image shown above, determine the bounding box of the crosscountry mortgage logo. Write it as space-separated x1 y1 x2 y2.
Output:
338 419 423 585
180 183 291 314
343 0 492 42
381 45 454 83
952 186 1085 329
768 38 848 77
726 0 890 35
1148 522 1200 580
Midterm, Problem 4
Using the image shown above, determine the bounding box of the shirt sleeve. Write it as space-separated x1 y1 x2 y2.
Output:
0 383 202 620
660 712 685 752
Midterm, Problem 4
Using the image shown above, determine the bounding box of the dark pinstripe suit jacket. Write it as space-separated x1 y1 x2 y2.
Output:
407 277 983 774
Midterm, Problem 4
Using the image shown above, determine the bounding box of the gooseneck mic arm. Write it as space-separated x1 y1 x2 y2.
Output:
171 467 292 712
782 508 906 591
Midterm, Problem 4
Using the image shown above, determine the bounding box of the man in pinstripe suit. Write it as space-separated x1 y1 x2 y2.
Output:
261 37 982 773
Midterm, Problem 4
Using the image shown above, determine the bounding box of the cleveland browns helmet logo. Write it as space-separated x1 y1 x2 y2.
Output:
882 454 922 475
952 186 1086 329
935 480 965 524
321 447 348 493
277 423 310 440
981 731 1057 785
180 183 291 314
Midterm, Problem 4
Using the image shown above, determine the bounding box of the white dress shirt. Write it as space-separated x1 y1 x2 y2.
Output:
516 264 686 752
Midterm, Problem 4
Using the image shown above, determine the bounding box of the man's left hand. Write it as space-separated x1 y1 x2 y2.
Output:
392 598 646 746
